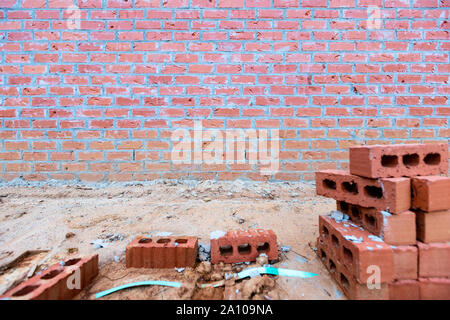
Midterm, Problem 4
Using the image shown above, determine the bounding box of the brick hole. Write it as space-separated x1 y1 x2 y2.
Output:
331 234 339 248
381 155 398 167
320 249 327 262
364 213 377 229
339 201 349 214
342 181 358 194
175 239 188 244
41 269 63 280
323 179 336 190
402 153 419 167
329 258 336 273
138 238 152 244
424 153 441 165
340 273 350 290
238 243 251 255
256 242 270 253
157 238 171 244
351 206 361 219
12 284 40 297
343 246 353 266
364 185 383 199
322 226 329 238
219 245 233 256
64 258 81 266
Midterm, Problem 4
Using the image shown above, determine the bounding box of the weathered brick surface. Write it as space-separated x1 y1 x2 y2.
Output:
316 237 389 300
393 246 418 281
349 143 448 178
388 280 420 300
416 209 450 243
0 2 448 183
418 242 450 278
337 201 416 246
318 215 394 284
126 236 198 268
0 254 98 300
419 278 450 300
210 229 277 264
412 176 450 212
316 170 411 214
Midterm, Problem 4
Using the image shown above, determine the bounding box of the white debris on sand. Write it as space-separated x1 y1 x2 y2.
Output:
198 243 211 261
155 232 173 237
91 239 108 249
210 230 226 240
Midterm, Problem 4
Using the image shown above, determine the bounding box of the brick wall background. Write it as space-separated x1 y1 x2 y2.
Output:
0 0 449 183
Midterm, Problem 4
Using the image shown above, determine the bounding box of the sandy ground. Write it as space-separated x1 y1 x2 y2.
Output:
0 180 345 300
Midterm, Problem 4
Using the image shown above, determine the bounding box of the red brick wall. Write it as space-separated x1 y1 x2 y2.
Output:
0 0 449 183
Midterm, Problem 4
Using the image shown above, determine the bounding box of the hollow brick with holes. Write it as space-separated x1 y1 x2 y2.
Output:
336 201 416 246
418 242 450 278
316 238 389 300
318 215 394 284
416 209 450 243
0 254 98 300
349 143 448 179
126 236 198 268
412 176 450 212
210 229 277 264
316 170 411 214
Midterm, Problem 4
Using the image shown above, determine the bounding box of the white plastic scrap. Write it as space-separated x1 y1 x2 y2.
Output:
174 267 185 273
366 246 373 251
280 246 291 252
247 268 261 278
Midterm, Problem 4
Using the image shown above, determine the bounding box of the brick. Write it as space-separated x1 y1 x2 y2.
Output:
412 176 450 212
316 170 411 214
419 278 450 300
316 238 389 300
0 254 98 300
337 201 416 246
418 242 450 278
318 215 394 284
210 229 277 264
389 280 420 300
416 209 450 243
393 246 418 280
126 236 198 268
349 143 448 178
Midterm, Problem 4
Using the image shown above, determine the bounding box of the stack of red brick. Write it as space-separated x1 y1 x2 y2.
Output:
315 143 450 300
